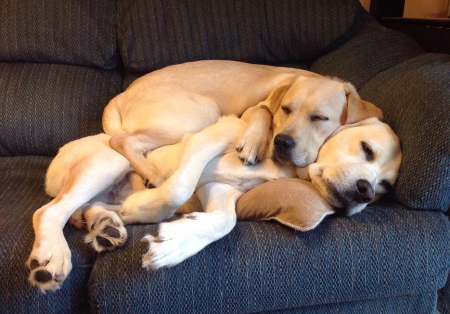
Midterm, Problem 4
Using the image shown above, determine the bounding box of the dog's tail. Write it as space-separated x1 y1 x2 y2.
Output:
102 95 126 136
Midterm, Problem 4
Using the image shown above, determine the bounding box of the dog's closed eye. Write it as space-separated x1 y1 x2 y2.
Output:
361 141 374 162
379 180 394 192
310 115 329 122
281 105 291 115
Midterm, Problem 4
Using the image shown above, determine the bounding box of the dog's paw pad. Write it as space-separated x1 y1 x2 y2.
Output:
85 212 127 252
27 241 72 292
34 270 53 283
29 259 48 270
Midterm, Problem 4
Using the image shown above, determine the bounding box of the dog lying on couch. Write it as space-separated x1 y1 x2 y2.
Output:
102 60 382 181
26 61 399 292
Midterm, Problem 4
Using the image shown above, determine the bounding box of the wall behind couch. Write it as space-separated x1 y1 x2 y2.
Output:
359 0 450 17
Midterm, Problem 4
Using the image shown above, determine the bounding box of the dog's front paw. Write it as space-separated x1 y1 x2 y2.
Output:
142 214 207 270
236 133 267 165
84 207 127 252
26 237 72 292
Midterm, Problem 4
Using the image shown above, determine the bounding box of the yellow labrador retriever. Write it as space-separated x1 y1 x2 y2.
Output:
27 115 400 292
103 60 381 187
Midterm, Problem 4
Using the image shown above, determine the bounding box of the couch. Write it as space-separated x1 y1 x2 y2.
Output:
1 0 449 313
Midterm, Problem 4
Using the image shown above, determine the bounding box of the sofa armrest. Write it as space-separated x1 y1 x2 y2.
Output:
310 9 423 89
360 53 450 212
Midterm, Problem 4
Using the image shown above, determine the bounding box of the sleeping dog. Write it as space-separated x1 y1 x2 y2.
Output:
27 115 401 292
27 61 388 291
102 60 382 184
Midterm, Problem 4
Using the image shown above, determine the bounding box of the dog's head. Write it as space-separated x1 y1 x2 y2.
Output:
304 118 402 216
265 76 383 167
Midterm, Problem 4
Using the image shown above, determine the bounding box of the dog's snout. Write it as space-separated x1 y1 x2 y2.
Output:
355 179 374 203
274 134 295 152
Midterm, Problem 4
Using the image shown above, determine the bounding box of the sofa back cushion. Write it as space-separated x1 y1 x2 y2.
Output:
0 63 122 157
0 0 118 69
117 0 359 72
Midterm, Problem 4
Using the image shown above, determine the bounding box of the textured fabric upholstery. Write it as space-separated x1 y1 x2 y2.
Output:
310 9 423 89
360 54 450 212
88 202 450 314
0 157 96 314
0 0 118 69
117 0 359 72
1 1 450 313
266 292 437 314
438 271 450 314
0 63 122 157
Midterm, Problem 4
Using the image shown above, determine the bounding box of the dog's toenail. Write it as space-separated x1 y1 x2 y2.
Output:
236 147 242 152
35 270 53 283
96 236 114 248
186 215 197 220
30 260 40 270
153 237 164 243
103 226 120 238
113 221 120 227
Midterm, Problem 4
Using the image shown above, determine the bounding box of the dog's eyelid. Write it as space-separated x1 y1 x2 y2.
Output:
310 115 329 122
380 180 394 191
361 141 374 162
281 105 291 114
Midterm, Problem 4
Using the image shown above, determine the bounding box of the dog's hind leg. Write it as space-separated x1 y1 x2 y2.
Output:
109 130 178 187
118 116 246 225
142 182 243 269
27 139 130 292
108 96 223 187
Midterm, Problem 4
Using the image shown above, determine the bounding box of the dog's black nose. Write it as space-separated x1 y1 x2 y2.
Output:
274 134 295 152
355 179 374 203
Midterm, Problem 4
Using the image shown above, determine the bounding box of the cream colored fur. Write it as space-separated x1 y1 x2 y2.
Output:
27 116 400 292
27 60 389 292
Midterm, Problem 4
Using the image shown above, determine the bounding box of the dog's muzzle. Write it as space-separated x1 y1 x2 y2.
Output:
327 179 375 216
272 134 295 163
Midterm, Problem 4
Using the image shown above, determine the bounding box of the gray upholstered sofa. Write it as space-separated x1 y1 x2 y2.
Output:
1 0 449 313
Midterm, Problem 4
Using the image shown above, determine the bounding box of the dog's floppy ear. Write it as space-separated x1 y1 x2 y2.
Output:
259 84 292 116
260 73 299 115
344 82 383 124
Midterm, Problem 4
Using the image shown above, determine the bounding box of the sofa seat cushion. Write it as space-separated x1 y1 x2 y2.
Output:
438 271 450 314
117 0 360 72
88 202 450 313
270 292 437 314
0 63 122 157
0 0 118 69
360 53 450 212
0 156 96 314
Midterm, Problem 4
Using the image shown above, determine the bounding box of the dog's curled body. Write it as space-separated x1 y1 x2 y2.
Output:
101 60 382 187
